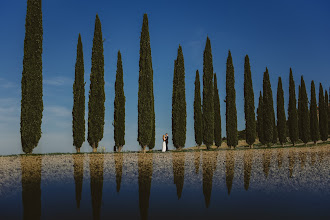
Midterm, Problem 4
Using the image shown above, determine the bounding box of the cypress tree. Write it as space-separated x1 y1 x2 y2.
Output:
243 55 256 147
226 51 238 148
202 37 214 149
214 73 222 147
87 14 105 152
262 67 275 146
310 81 319 143
299 76 310 144
114 51 126 152
72 34 85 153
194 70 203 147
138 14 154 151
256 91 264 144
277 77 286 145
288 68 299 146
20 0 43 154
319 83 328 141
172 45 186 149
326 89 330 136
324 90 329 139
298 85 302 140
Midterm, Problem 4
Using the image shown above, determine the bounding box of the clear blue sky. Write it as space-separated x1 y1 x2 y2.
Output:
0 0 329 155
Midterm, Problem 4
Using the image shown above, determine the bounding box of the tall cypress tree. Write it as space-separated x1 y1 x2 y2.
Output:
202 37 214 149
326 90 329 136
87 14 105 152
298 85 302 140
243 55 256 147
299 76 310 144
20 0 43 154
319 83 328 141
172 45 186 149
288 68 298 146
214 73 222 147
262 67 275 146
310 81 319 143
226 51 238 148
194 70 203 147
257 91 264 144
138 14 154 151
324 90 329 139
72 34 85 153
277 77 286 145
114 51 125 152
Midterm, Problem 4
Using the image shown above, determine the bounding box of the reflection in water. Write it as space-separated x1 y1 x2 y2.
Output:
114 153 124 193
172 152 185 199
138 153 153 220
225 151 235 195
299 151 307 169
288 150 295 178
262 150 271 178
310 151 316 166
277 149 283 168
318 149 324 163
243 150 253 191
194 151 200 174
202 151 219 208
21 155 42 220
89 154 104 220
73 154 84 208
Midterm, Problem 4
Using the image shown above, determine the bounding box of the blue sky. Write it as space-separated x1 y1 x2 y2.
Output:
0 0 329 155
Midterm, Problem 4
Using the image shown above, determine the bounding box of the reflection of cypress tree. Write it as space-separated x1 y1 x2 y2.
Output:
89 154 104 220
243 150 253 191
225 151 235 195
277 149 283 168
318 149 324 163
21 155 42 220
299 152 306 169
262 149 271 178
138 153 153 220
114 153 124 193
73 154 84 209
288 150 295 178
172 152 185 199
194 151 201 174
202 151 218 208
310 151 316 166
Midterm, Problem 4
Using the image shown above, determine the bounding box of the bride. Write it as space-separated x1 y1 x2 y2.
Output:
162 135 166 152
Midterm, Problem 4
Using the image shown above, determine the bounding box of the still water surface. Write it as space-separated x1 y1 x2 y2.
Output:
0 146 329 219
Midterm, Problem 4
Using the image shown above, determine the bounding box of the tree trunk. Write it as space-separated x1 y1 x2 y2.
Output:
142 145 147 153
118 146 123 152
92 143 97 152
76 148 80 153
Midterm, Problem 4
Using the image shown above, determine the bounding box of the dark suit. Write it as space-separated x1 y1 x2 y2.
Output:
165 135 169 151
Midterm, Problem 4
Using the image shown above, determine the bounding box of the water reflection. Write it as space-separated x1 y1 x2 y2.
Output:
194 151 200 174
225 151 235 195
202 151 219 207
243 150 253 191
114 153 124 193
21 155 42 220
73 154 84 209
288 150 295 178
89 154 104 220
299 151 307 169
172 152 185 199
262 149 271 178
277 149 283 168
138 153 153 220
310 151 316 166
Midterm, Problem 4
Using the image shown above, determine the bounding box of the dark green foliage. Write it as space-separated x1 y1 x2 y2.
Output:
214 73 222 147
298 85 302 140
319 84 328 141
324 90 328 138
194 70 203 146
273 123 278 144
20 0 43 154
172 45 186 149
257 91 264 144
243 55 256 146
72 34 85 151
225 51 238 148
288 68 299 145
299 76 310 144
327 89 330 135
310 81 319 143
88 15 105 151
276 77 287 145
262 68 275 146
202 37 214 149
114 51 126 150
138 14 155 150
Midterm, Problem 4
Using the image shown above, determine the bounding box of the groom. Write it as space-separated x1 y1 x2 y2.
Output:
165 133 169 151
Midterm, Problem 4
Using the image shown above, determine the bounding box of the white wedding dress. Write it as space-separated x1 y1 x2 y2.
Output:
162 140 166 152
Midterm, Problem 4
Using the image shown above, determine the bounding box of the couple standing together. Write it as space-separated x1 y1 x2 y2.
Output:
162 133 169 152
